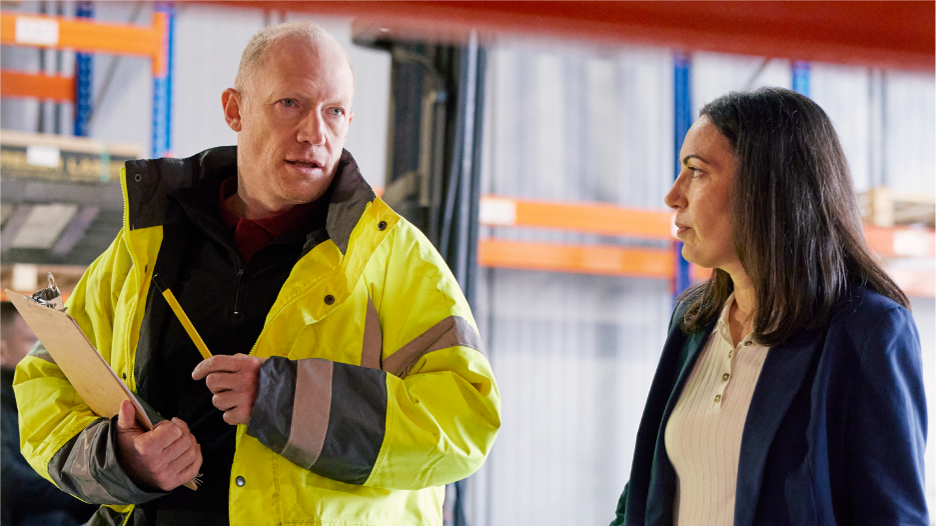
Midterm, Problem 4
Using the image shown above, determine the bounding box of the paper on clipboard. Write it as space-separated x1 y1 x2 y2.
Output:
5 289 154 430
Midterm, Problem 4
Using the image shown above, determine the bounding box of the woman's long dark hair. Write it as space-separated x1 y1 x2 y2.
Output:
680 87 909 346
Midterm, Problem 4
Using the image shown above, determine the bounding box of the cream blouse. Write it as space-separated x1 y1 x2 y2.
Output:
664 293 769 526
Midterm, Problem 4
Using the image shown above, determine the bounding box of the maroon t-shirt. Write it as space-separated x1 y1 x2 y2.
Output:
217 177 324 262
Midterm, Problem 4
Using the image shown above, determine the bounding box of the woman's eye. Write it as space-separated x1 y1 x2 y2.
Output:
689 167 703 178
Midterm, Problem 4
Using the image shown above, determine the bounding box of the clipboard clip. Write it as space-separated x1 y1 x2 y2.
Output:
29 272 66 312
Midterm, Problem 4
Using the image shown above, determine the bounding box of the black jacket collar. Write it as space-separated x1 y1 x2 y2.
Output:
125 147 375 254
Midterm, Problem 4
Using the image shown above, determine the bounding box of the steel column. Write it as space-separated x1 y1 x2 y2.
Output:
73 1 93 137
673 52 693 299
152 2 174 157
792 60 811 97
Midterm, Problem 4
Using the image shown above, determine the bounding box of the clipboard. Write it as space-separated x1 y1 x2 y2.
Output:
6 289 154 430
6 288 200 491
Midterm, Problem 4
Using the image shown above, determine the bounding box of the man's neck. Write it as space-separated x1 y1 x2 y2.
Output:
225 192 294 220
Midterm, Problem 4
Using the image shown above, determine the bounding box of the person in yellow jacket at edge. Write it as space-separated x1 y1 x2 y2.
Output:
14 21 500 526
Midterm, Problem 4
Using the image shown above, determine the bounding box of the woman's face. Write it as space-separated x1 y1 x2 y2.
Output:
665 116 740 271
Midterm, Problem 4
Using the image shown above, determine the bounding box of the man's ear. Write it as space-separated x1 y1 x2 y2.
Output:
222 88 243 132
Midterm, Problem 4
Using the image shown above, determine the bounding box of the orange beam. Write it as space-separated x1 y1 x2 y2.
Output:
0 70 74 101
479 239 711 282
516 200 670 239
479 238 932 297
0 290 70 303
481 196 672 239
864 224 935 259
482 198 936 257
204 1 933 71
479 239 674 279
0 11 167 75
887 267 936 299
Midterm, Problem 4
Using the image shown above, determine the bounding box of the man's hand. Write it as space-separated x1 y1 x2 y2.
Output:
192 354 265 425
115 400 202 492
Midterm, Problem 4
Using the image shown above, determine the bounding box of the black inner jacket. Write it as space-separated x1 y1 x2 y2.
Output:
133 165 331 526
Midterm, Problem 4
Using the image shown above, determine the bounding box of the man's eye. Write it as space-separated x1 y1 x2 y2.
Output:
281 99 297 107
329 108 344 116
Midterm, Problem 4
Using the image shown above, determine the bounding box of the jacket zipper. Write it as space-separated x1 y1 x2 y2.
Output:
233 266 244 317
119 168 142 392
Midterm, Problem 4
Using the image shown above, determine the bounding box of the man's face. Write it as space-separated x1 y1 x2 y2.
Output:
223 37 354 218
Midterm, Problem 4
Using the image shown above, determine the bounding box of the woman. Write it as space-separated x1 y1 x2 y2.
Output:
611 88 927 526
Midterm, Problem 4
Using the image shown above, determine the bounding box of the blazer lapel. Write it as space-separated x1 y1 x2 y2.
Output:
645 326 712 524
733 330 823 526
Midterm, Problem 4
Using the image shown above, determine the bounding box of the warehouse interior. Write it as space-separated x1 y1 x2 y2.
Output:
0 2 934 525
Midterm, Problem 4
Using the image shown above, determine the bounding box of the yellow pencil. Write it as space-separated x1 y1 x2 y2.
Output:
152 274 212 360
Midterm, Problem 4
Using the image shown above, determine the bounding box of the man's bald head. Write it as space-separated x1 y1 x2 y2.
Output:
234 21 354 97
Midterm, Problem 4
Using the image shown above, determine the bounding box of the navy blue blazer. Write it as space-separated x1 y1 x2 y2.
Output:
612 287 928 526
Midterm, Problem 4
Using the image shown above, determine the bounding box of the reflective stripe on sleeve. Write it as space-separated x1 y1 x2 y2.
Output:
360 298 382 370
381 316 484 378
281 358 333 469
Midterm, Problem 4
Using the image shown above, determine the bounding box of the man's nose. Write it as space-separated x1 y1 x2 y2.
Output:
297 111 327 145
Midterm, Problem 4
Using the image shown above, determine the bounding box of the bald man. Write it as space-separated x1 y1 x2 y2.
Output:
15 22 500 526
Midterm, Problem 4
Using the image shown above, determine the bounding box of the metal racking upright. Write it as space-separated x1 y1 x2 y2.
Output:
673 52 693 299
792 61 811 97
72 0 93 137
0 3 174 156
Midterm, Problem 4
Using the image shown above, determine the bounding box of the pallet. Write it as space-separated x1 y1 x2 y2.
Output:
860 187 935 228
0 264 85 302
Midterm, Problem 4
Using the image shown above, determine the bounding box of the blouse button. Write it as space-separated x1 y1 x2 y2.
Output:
235 476 246 487
324 295 335 305
377 220 387 231
722 373 729 381
714 394 722 403
744 341 752 346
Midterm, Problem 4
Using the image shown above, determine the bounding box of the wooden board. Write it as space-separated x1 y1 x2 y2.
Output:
0 130 142 185
5 289 153 430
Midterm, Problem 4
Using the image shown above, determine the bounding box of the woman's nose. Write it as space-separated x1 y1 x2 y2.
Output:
664 177 684 209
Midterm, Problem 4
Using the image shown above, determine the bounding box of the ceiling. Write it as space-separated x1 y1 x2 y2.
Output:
205 1 934 71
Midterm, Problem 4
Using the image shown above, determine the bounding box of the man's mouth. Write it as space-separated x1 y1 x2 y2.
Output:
287 159 322 170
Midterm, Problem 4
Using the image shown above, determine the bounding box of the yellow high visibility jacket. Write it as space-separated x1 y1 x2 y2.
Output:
15 148 500 526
